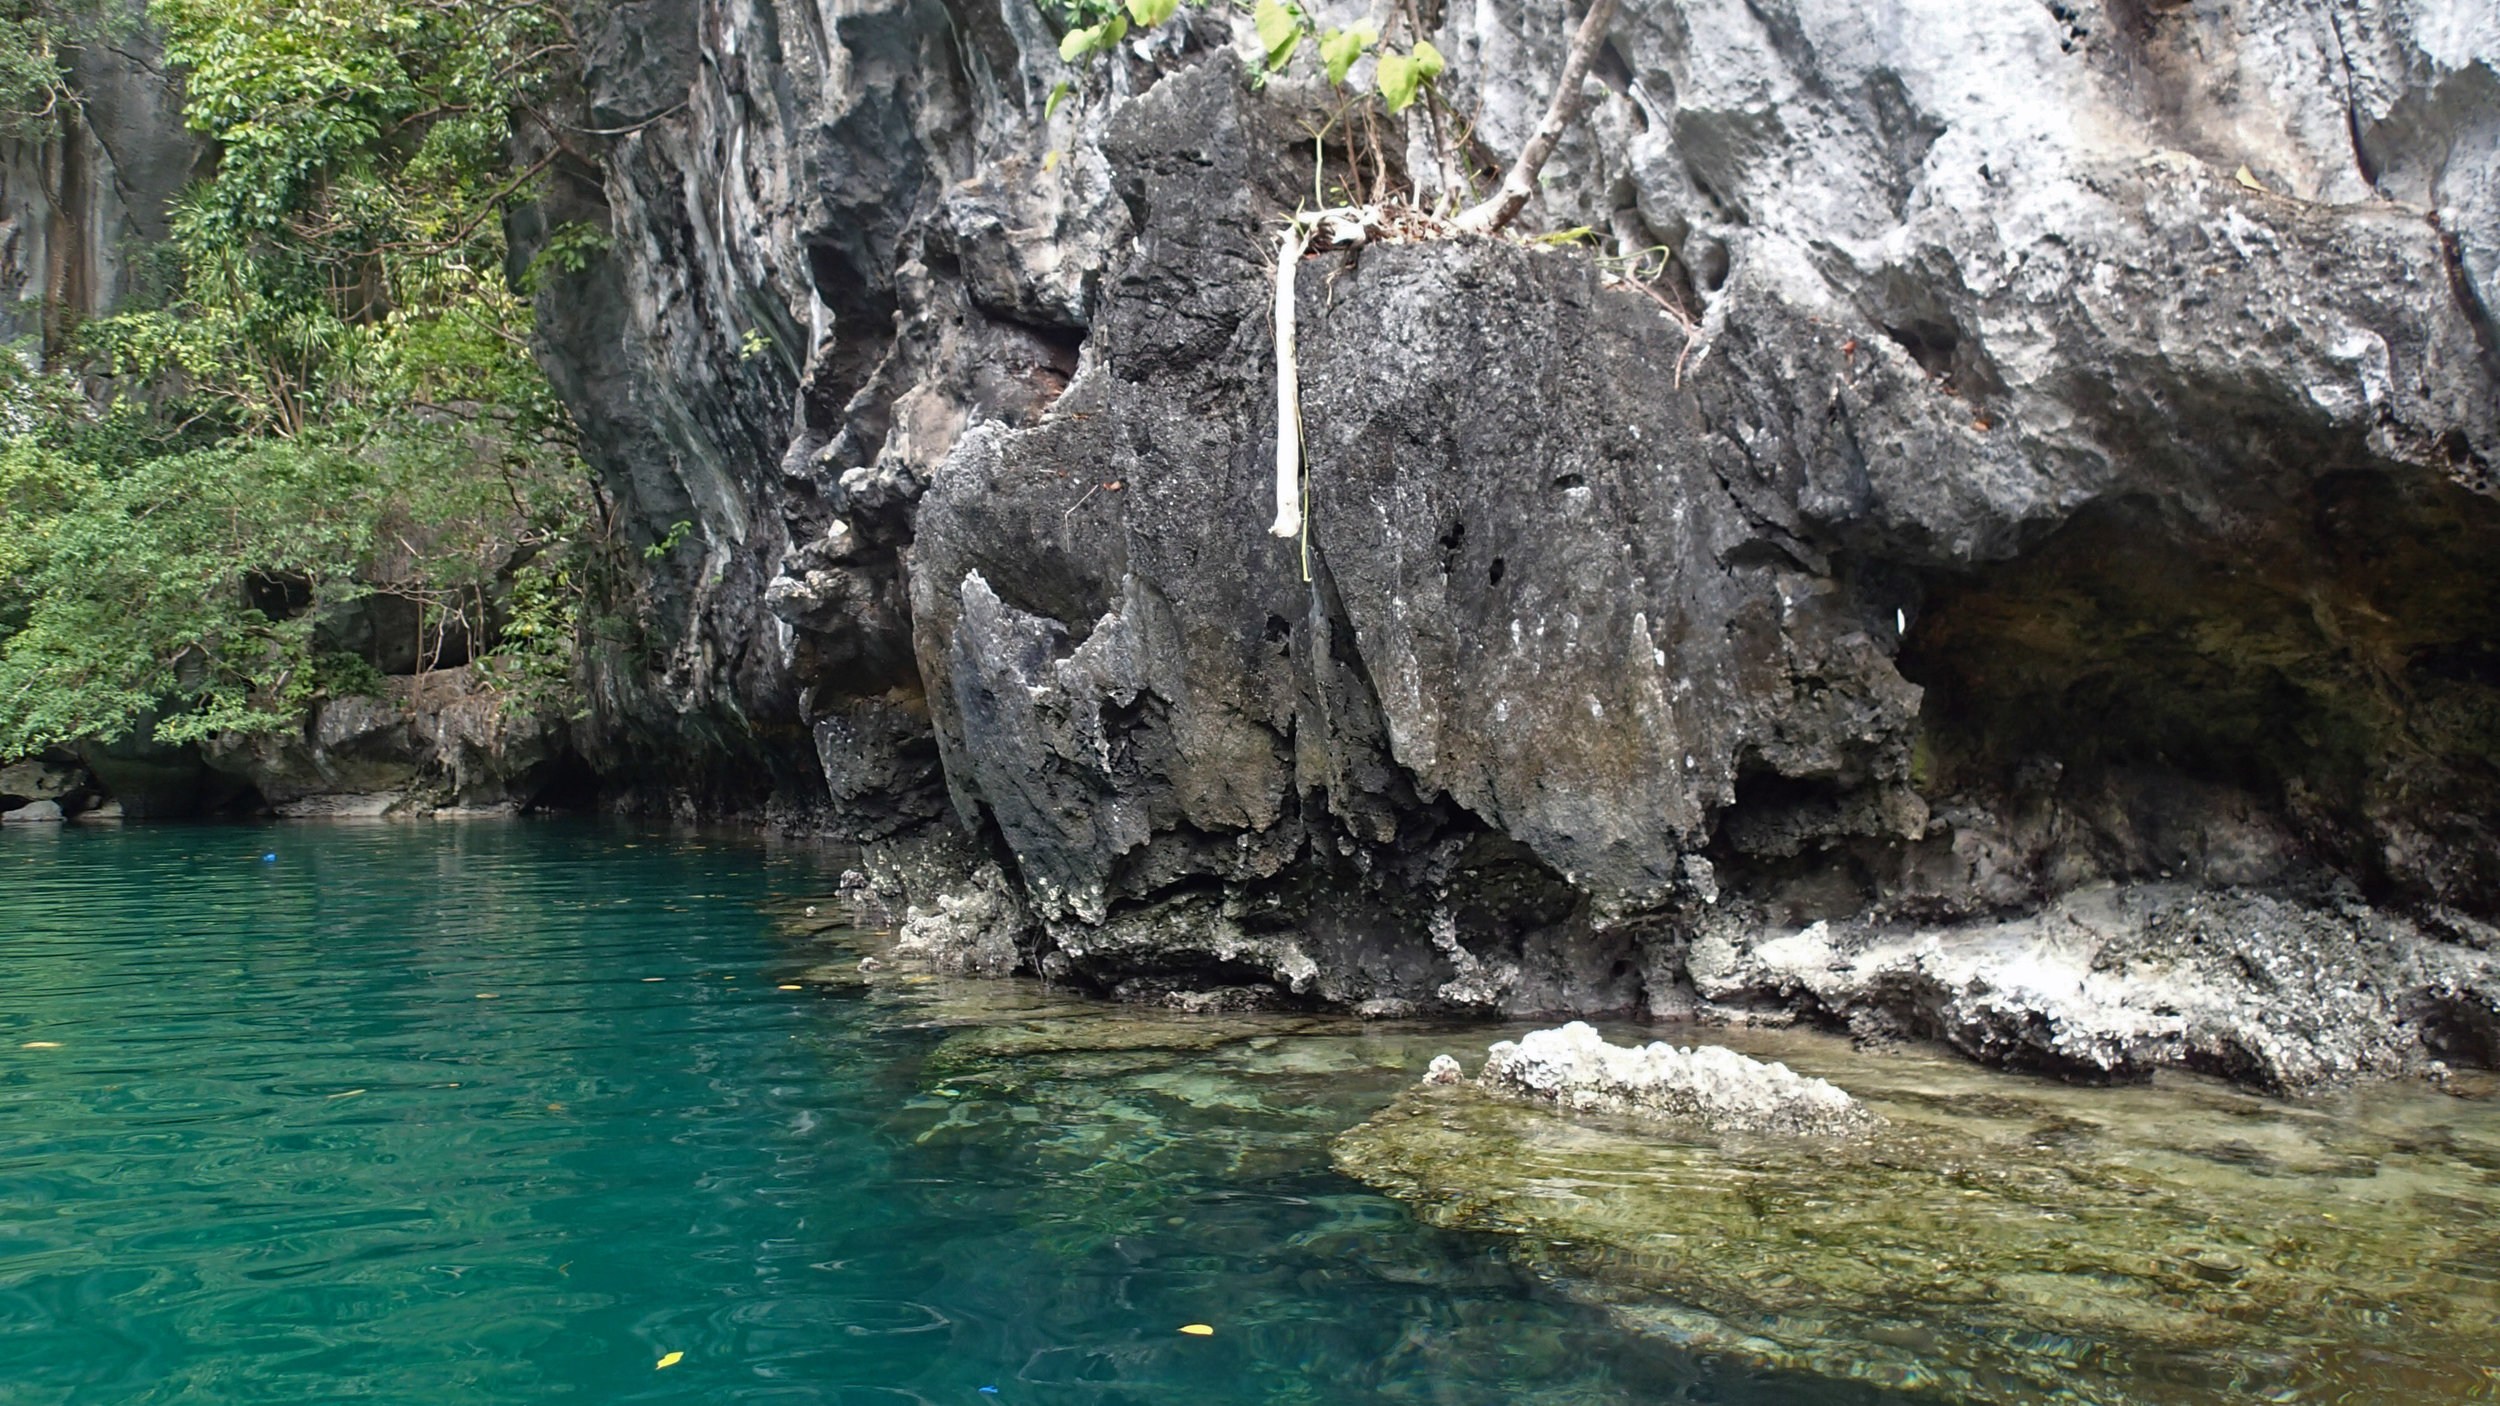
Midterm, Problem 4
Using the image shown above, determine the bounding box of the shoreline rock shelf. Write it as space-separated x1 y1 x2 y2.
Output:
1336 1024 2500 1405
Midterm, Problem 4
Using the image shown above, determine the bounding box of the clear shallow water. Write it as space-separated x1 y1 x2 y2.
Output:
0 823 1896 1406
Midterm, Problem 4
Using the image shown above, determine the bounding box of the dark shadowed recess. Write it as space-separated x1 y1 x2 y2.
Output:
1902 461 2500 914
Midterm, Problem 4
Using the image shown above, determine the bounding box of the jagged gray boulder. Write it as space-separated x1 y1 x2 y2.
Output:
1685 883 2500 1088
0 761 88 806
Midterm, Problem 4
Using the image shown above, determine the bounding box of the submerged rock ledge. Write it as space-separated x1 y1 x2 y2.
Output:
1336 1030 2500 1406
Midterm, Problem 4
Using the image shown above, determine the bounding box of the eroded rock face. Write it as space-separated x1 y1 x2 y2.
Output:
0 10 196 352
1686 882 2500 1088
199 668 578 816
524 0 2500 1082
0 761 90 808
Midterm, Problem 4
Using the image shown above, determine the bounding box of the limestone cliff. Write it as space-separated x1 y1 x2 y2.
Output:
0 17 192 356
523 0 2500 1085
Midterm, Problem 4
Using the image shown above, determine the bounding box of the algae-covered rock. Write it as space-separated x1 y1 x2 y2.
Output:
1336 1029 2500 1405
1472 1022 1878 1138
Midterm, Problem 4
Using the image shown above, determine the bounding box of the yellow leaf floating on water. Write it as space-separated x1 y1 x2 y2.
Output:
1178 1324 1214 1336
655 1351 684 1370
476 993 498 1000
21 1041 61 1049
778 984 802 991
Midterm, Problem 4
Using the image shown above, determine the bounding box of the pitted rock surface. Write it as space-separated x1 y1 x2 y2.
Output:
504 0 2500 1083
1467 1021 1879 1137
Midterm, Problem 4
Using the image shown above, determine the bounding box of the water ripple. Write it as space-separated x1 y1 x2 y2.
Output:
3 822 1905 1406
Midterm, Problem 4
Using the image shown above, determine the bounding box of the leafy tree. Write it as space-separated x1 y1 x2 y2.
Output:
0 0 604 761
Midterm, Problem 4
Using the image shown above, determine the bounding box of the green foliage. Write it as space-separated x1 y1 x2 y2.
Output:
121 0 572 438
1373 49 1417 111
1250 0 1298 69
518 220 611 294
5 436 417 748
1057 12 1123 62
1375 37 1440 111
1528 224 1596 246
0 0 605 760
1318 22 1369 86
471 553 579 719
0 3 67 137
643 519 694 561
1040 0 1446 134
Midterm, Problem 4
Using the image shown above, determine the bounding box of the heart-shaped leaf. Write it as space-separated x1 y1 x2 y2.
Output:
1376 51 1419 112
1319 27 1360 86
1319 25 1372 86
1127 0 1178 26
1254 0 1302 69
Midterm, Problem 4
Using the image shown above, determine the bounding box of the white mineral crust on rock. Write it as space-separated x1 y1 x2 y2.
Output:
1470 1022 1879 1138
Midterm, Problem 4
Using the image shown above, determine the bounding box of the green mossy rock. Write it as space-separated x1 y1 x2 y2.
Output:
1334 1040 2500 1405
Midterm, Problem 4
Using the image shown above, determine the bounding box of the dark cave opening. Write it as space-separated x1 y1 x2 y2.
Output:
523 748 605 813
1897 467 2500 913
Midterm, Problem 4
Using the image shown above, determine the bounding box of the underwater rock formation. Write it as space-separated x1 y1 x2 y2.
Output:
517 0 2500 1083
1334 1028 2500 1405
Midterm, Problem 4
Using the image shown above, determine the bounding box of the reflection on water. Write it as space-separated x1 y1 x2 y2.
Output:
1 823 1898 1406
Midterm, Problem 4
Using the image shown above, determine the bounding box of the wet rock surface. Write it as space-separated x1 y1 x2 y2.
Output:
517 0 2500 1084
1334 1024 2500 1406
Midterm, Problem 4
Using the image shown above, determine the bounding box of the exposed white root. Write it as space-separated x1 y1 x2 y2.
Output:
1266 202 1492 543
1269 217 1311 540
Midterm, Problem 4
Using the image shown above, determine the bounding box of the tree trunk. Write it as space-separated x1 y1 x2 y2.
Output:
1452 0 1621 235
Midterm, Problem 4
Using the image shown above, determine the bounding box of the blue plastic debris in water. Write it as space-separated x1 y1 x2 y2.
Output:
262 853 277 863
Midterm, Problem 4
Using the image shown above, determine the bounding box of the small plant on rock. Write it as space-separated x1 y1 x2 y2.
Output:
1036 0 1630 544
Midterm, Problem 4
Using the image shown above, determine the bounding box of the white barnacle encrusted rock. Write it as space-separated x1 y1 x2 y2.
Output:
1466 1022 1879 1138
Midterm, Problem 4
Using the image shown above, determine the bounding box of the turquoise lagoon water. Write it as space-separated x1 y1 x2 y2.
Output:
0 822 1903 1406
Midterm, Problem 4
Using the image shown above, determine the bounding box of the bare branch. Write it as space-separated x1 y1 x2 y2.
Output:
1452 0 1620 235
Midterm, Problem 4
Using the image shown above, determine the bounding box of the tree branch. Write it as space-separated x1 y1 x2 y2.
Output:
1452 0 1619 235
